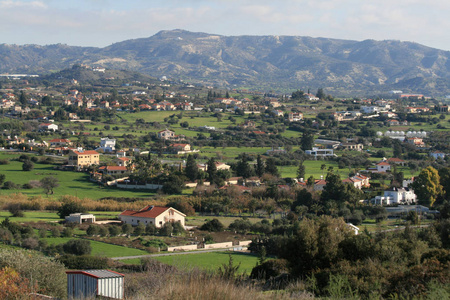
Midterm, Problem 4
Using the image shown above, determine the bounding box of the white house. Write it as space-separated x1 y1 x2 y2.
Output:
429 151 446 160
119 205 186 228
376 161 391 172
372 187 417 205
305 147 335 158
39 123 58 132
97 138 116 152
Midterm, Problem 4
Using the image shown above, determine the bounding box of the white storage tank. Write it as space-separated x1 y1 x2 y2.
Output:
67 269 124 299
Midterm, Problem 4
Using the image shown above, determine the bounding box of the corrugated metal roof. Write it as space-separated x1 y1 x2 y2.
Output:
66 269 124 278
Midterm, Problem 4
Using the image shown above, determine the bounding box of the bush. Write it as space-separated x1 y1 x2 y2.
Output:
0 159 10 165
7 203 24 217
86 225 100 236
200 219 224 232
62 239 91 256
108 225 121 237
159 222 173 236
58 255 109 269
3 181 20 190
22 161 34 171
250 259 289 280
0 249 66 298
62 227 74 238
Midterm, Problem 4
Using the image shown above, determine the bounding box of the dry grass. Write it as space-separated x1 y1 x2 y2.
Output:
123 260 312 300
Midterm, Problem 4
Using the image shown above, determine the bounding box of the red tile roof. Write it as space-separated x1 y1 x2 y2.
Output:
119 206 171 218
99 166 127 171
72 150 99 155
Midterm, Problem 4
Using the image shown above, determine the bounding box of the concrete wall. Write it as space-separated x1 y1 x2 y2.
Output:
167 244 198 252
204 242 233 249
238 240 252 246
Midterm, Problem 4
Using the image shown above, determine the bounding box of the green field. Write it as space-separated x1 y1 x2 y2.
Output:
0 210 121 223
43 237 150 257
150 251 259 274
0 153 157 199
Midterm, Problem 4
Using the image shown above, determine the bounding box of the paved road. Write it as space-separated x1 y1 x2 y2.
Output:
111 247 243 260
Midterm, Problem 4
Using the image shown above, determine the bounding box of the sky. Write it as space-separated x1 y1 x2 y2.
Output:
1 0 450 50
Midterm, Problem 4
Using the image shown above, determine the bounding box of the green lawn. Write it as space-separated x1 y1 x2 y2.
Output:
0 210 121 223
0 153 157 199
151 251 259 274
43 237 150 257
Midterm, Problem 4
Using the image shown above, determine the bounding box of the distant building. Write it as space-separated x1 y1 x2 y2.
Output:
68 150 100 168
119 205 185 227
158 129 176 140
376 161 391 173
65 213 96 224
429 151 446 160
305 147 335 158
39 123 58 132
97 138 116 153
49 138 71 148
372 187 417 205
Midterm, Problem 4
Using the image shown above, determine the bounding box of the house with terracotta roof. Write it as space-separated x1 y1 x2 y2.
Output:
376 161 391 173
387 157 406 166
118 205 185 227
98 165 129 176
158 129 176 140
114 157 131 167
68 150 100 168
429 151 446 160
49 138 72 148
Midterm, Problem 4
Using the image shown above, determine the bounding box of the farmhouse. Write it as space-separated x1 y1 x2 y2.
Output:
98 165 129 176
158 129 176 140
68 149 100 168
49 138 72 148
119 205 185 227
39 123 58 132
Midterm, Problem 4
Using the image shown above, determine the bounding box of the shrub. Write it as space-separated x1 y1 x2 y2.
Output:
250 259 289 280
108 225 121 237
22 237 39 250
7 203 24 218
57 255 109 269
0 159 10 165
3 181 20 190
0 249 66 298
62 227 74 238
22 161 34 171
159 222 173 236
62 239 91 256
86 225 100 236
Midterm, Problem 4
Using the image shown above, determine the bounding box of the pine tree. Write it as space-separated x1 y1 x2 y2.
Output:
297 160 306 179
185 155 199 181
255 154 265 177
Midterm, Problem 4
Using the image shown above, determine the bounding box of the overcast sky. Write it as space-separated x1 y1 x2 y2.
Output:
1 0 449 50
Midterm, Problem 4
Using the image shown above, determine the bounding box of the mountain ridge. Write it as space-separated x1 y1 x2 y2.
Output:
1 30 450 96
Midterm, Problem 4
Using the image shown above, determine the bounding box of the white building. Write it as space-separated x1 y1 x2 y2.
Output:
65 213 96 224
429 151 446 160
372 187 417 205
97 138 116 152
305 147 335 158
119 205 186 228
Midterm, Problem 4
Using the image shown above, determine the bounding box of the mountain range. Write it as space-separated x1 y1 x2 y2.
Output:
2 29 450 96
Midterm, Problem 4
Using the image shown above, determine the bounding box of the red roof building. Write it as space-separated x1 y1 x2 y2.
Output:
119 205 185 227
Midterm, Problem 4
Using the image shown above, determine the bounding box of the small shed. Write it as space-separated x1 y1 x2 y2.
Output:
65 213 96 224
66 269 124 299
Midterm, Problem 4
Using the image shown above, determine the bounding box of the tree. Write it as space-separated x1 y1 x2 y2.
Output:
255 154 265 177
207 157 218 183
40 176 59 195
265 157 279 177
411 166 443 207
162 174 184 194
130 154 162 183
321 172 345 205
185 154 199 181
19 91 27 106
200 219 224 232
236 153 253 179
57 201 86 219
0 174 5 187
22 160 34 171
301 131 314 151
316 88 325 99
297 160 306 179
